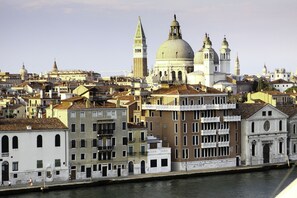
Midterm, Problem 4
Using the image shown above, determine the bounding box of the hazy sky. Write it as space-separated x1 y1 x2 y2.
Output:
0 0 297 76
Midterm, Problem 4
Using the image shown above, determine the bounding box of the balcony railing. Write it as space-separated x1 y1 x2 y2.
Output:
142 104 236 111
97 146 114 151
201 142 217 148
218 142 229 147
97 129 114 136
128 138 136 143
218 129 229 135
140 151 148 156
223 116 241 122
139 138 147 142
201 117 220 123
128 152 136 156
201 129 217 135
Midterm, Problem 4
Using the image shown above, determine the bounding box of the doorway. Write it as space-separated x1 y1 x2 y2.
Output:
141 160 145 174
117 167 121 177
2 162 9 182
263 144 270 163
86 167 91 178
102 166 107 177
128 161 134 174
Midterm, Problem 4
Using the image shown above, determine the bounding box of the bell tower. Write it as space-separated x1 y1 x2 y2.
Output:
133 16 147 78
220 36 231 74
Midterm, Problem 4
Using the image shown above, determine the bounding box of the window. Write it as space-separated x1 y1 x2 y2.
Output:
81 165 85 172
172 112 178 121
122 122 127 130
37 135 42 148
161 159 168 167
71 124 76 132
92 111 97 117
80 112 85 118
93 139 97 147
123 150 126 157
262 111 266 116
183 123 187 133
38 172 42 176
183 136 187 146
93 153 97 159
181 112 186 121
81 154 85 160
71 154 75 160
174 123 178 133
12 162 18 171
55 159 61 167
81 124 85 132
37 160 43 168
294 124 296 134
71 140 76 148
70 112 76 118
194 148 200 158
150 159 157 168
112 152 116 158
175 149 178 159
175 136 178 146
268 111 272 116
182 149 189 159
56 171 60 175
192 122 198 133
251 122 255 133
192 135 199 146
150 122 153 131
55 134 61 147
252 143 256 156
123 137 128 145
279 120 283 131
93 123 97 132
279 141 283 154
81 139 86 148
112 138 116 146
12 136 18 149
93 164 97 171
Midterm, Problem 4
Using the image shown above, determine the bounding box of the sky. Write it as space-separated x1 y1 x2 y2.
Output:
0 0 297 77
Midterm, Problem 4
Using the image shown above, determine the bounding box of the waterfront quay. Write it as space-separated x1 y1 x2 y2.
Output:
0 162 293 196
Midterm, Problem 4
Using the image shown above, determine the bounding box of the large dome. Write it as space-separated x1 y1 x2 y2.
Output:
156 39 194 61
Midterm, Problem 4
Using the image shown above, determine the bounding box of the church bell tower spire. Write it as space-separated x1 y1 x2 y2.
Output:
133 16 148 78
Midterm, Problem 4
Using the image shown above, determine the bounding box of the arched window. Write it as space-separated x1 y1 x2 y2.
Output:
294 124 296 134
252 142 256 156
178 71 182 81
171 71 176 81
1 136 9 153
37 135 42 148
55 134 61 147
279 120 282 131
251 122 255 133
159 71 162 77
12 136 18 149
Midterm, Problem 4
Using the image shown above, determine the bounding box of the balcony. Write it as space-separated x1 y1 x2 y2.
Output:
139 138 147 142
218 142 229 147
201 142 217 148
223 116 241 122
142 103 236 111
97 129 114 136
1 153 9 157
128 152 136 156
201 117 220 123
140 151 148 156
128 138 136 143
201 129 216 135
97 146 114 151
218 129 229 135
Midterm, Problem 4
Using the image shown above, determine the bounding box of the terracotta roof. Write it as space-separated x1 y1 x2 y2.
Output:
152 84 223 95
277 105 297 117
0 118 67 131
233 103 266 119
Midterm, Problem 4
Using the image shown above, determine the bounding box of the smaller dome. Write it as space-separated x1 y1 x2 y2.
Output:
221 36 229 48
20 64 28 75
171 14 180 27
194 48 219 65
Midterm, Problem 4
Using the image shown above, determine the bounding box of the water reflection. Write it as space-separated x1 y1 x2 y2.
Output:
6 168 297 198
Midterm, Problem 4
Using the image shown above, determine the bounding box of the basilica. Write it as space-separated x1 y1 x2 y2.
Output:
133 15 237 90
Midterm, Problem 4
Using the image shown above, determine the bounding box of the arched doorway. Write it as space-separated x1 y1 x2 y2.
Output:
178 71 182 81
171 71 176 82
128 161 134 174
263 144 270 163
2 161 9 182
141 160 145 174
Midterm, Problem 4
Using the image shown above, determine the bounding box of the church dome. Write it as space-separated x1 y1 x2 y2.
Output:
156 39 194 61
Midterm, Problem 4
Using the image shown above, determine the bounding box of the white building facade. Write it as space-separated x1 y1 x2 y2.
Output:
239 104 288 166
0 118 69 185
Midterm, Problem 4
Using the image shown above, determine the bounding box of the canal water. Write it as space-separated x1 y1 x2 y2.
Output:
7 167 297 198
